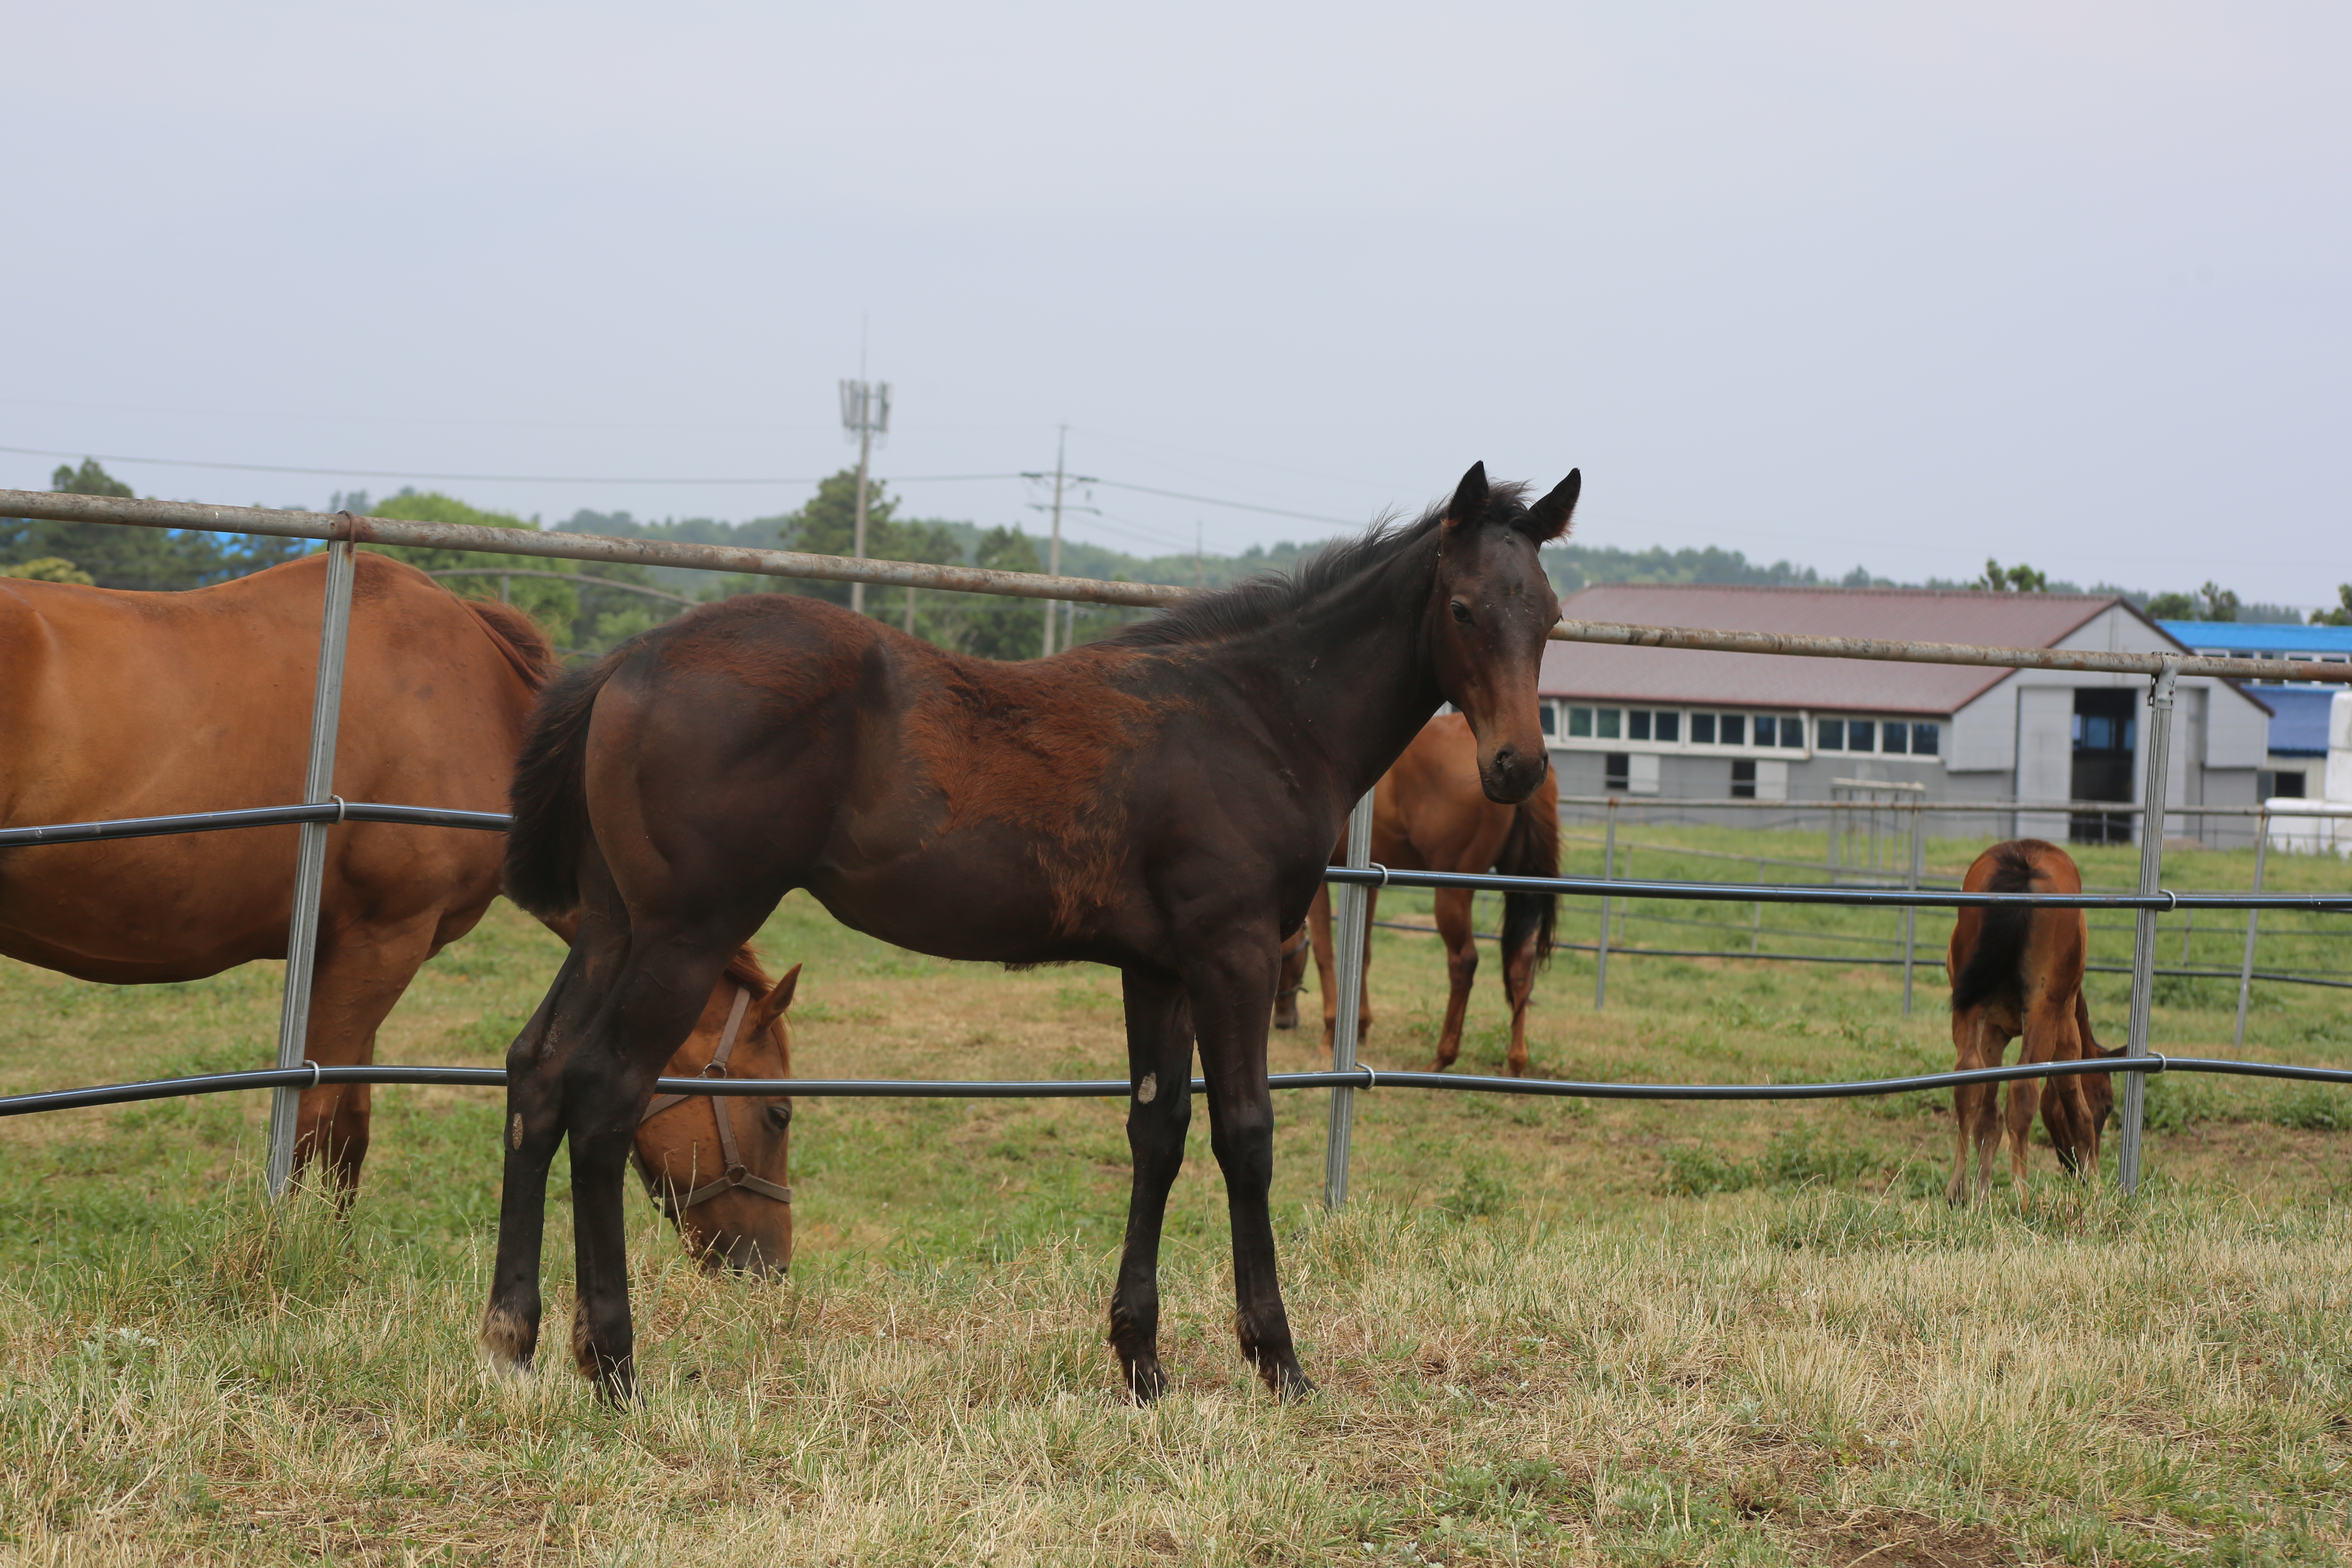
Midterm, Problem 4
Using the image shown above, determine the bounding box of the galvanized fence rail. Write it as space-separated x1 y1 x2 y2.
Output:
2 488 2348 1203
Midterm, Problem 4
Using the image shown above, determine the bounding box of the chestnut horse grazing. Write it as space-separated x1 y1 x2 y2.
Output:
0 554 797 1269
1945 839 2122 1205
1275 712 1558 1074
484 461 1581 1402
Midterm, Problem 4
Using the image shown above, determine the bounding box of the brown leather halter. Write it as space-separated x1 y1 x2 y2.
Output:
633 984 793 1213
1276 925 1309 1004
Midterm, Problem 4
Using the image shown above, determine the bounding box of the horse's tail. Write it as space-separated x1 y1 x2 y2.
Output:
503 655 621 918
460 597 562 691
1496 790 1559 965
1951 840 2042 1014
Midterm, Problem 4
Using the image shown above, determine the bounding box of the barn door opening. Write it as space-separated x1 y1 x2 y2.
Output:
2070 688 2136 844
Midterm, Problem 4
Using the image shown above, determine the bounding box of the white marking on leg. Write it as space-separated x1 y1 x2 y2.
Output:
1136 1072 1158 1105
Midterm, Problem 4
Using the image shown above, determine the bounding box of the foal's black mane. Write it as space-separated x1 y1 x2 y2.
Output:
1107 482 1535 650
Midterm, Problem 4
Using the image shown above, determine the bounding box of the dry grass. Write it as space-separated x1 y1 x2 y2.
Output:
0 825 2346 1564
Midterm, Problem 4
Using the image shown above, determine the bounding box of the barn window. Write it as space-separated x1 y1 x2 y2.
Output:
1847 719 1874 753
1817 719 1842 750
1719 714 1746 746
1754 715 1777 746
1780 718 1804 748
1655 711 1680 742
1629 710 1652 741
1604 753 1630 792
1691 713 1717 744
1540 704 1557 737
1568 706 1593 737
1882 722 1909 755
1731 760 1756 798
1911 722 1939 756
1597 708 1622 739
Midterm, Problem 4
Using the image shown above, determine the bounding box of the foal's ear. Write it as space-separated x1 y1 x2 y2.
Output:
1519 470 1581 544
751 963 802 1035
1443 461 1490 531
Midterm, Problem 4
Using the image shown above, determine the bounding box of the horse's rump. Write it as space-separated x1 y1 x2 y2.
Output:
459 596 561 690
1951 839 2045 1015
504 655 624 918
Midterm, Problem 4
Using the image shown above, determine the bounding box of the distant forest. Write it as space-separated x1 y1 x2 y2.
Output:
4 461 2329 657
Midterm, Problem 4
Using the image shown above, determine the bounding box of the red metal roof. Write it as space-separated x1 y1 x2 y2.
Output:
1540 584 2120 715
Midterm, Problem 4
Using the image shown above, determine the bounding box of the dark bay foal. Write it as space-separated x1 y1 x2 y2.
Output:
481 462 1581 1402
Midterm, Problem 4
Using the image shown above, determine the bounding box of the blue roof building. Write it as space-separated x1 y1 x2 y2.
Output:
2159 623 2352 800
2156 621 2352 663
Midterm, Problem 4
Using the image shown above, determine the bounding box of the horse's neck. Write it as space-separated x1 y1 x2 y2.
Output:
1257 556 1444 807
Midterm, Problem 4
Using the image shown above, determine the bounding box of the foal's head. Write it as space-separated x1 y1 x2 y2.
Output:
1429 463 1580 803
634 962 800 1275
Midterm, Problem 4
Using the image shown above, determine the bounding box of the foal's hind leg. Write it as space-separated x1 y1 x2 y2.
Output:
1499 911 1540 1080
481 941 605 1374
1430 888 1478 1072
1947 1010 2003 1205
562 929 754 1399
1108 968 1196 1401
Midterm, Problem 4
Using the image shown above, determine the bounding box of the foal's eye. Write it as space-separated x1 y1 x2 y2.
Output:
1449 600 1472 625
764 1103 793 1132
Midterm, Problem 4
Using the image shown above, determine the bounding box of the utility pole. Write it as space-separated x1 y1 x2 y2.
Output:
1021 427 1097 656
838 347 890 617
1043 426 1067 655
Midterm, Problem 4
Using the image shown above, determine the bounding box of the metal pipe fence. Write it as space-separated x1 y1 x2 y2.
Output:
8 1052 2352 1125
2 489 2348 1203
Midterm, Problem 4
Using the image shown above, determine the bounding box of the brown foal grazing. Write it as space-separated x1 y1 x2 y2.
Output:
483 461 1581 1403
0 553 795 1269
1945 839 2123 1205
1274 713 1558 1075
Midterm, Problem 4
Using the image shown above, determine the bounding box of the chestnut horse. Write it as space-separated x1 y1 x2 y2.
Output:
0 553 797 1269
1274 712 1558 1075
483 461 1580 1402
1945 839 2123 1205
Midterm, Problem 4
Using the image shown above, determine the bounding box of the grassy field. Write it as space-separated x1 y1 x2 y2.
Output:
1 827 2348 1565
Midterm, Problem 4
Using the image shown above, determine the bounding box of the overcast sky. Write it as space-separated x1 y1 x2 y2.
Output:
6 3 2346 603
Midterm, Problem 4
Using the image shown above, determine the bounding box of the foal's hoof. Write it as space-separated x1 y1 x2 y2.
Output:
1265 1363 1318 1403
1123 1357 1169 1404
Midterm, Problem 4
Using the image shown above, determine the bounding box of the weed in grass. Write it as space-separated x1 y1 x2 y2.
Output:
2269 1084 2352 1133
1662 1125 1878 1197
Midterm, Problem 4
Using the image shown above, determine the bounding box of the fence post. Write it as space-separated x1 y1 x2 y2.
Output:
265 530 357 1200
1323 790 1377 1210
1901 803 1922 1017
1751 856 1763 954
1594 798 1618 1009
2117 656 2179 1196
2234 809 2269 1050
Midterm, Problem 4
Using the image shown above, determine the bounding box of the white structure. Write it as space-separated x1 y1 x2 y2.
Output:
2265 690 2352 856
1540 586 2276 846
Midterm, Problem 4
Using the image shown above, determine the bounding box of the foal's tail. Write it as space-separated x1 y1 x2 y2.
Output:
1496 791 1559 966
1951 840 2042 1015
503 655 623 919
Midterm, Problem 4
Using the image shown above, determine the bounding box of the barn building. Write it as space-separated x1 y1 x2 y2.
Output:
1537 586 2275 846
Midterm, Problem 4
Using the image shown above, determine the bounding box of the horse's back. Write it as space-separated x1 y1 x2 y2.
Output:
0 553 543 980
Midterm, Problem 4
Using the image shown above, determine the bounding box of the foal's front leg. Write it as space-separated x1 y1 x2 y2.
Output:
1189 944 1313 1399
1108 967 1196 1401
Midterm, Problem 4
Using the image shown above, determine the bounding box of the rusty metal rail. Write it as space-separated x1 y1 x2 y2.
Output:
8 489 2350 685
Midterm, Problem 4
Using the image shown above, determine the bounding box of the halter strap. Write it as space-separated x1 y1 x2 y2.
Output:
634 983 793 1212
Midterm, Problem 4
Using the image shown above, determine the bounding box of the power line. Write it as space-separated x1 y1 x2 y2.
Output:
0 443 1369 527
0 444 1015 487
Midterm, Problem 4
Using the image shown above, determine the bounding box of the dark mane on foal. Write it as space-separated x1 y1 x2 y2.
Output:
1105 483 1535 649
